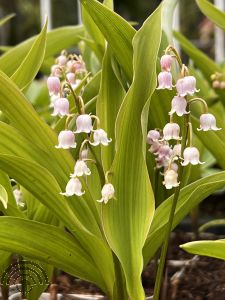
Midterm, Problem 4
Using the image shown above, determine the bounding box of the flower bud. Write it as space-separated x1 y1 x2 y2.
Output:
181 147 204 166
60 178 84 197
176 76 199 97
70 160 91 177
47 76 61 95
147 130 160 144
80 149 88 160
57 55 67 66
163 122 181 140
55 130 77 149
75 114 93 133
163 169 180 189
90 129 112 146
52 98 70 117
212 80 220 89
66 72 76 84
97 183 115 204
160 54 173 71
156 144 172 159
197 113 221 131
51 65 62 77
157 71 173 90
169 96 189 117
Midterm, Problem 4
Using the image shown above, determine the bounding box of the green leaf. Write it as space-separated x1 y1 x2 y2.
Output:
102 6 162 300
0 217 105 290
143 171 225 265
97 47 125 171
181 239 225 260
196 0 225 29
0 13 15 27
11 20 47 90
162 0 178 43
0 25 84 76
0 185 8 209
80 0 135 82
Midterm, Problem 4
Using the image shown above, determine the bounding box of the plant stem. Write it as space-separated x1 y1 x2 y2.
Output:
153 113 189 300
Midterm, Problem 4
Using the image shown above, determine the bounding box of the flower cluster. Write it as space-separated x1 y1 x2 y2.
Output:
211 72 225 90
148 47 221 190
47 51 114 203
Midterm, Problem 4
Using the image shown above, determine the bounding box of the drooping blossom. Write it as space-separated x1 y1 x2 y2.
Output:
197 113 221 131
176 76 199 97
55 130 77 149
181 147 204 166
52 98 70 117
169 96 189 117
57 55 67 66
71 160 91 177
163 122 181 141
75 114 93 133
157 71 173 90
160 54 173 71
163 169 180 189
147 130 160 144
47 76 61 95
90 129 112 146
97 183 115 204
60 178 84 197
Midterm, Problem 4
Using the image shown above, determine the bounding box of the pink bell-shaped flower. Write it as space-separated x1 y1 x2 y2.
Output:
70 160 91 177
156 144 172 159
163 122 181 140
157 71 173 90
52 98 70 117
47 76 61 95
57 55 67 66
75 114 93 133
181 147 204 166
176 76 199 97
197 113 221 131
51 65 62 77
97 183 115 204
169 96 189 117
160 54 173 71
163 169 180 189
66 72 76 84
55 130 76 149
90 129 112 146
60 178 84 197
147 130 160 144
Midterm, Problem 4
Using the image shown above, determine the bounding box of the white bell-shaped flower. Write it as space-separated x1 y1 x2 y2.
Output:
197 113 221 131
90 129 112 146
55 130 76 149
97 183 115 204
47 76 61 95
70 160 91 177
163 122 181 140
157 71 173 90
75 114 93 133
169 96 189 117
60 178 84 197
52 98 70 117
163 169 180 189
181 147 204 166
176 76 199 97
147 130 160 144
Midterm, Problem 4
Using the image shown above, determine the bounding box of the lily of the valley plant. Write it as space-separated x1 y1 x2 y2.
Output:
0 0 224 300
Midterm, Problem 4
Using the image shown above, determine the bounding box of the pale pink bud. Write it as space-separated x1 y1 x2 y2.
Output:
55 130 76 149
70 160 91 177
197 113 221 131
66 72 76 84
60 178 84 197
157 71 173 90
212 80 220 89
51 65 62 77
147 130 160 144
90 129 112 146
74 61 85 72
52 98 70 117
97 183 115 204
163 123 181 140
47 76 61 95
75 114 93 133
181 147 204 166
160 54 173 71
156 144 172 159
169 96 189 117
57 55 67 66
163 169 180 189
149 142 161 154
176 76 199 97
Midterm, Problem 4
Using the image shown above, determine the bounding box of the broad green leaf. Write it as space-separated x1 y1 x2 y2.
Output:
196 0 225 29
0 217 105 290
162 0 178 43
102 6 162 300
0 25 84 76
0 185 8 209
97 47 125 171
143 171 225 265
80 0 135 82
103 0 114 10
11 21 47 90
0 250 12 273
0 13 15 27
181 239 225 260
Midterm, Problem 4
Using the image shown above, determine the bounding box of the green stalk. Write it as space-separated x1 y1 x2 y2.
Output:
153 113 189 300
